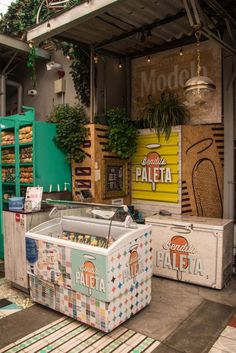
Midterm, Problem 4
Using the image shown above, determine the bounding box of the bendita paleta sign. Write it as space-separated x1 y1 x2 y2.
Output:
132 130 180 203
131 40 221 124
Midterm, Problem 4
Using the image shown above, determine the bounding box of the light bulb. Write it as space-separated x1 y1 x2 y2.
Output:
147 56 151 63
179 48 183 56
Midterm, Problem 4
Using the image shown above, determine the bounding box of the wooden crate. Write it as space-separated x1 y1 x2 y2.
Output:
72 124 131 205
181 124 224 217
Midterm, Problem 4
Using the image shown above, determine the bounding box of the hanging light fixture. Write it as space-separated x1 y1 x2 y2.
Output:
147 56 151 63
184 28 216 106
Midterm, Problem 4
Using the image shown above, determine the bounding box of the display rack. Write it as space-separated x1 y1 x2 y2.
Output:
0 107 71 259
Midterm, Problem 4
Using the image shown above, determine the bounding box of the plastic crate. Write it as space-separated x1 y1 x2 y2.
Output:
9 197 24 211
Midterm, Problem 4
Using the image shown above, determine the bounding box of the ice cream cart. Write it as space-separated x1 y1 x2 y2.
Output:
146 214 233 289
25 202 153 332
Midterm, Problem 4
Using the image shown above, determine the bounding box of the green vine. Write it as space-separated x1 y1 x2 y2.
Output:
47 104 88 162
27 45 37 89
0 0 90 103
106 108 138 159
59 42 90 106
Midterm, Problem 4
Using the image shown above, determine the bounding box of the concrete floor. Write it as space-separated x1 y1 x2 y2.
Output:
0 275 236 353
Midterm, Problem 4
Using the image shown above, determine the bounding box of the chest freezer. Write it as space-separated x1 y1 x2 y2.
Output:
145 214 233 289
25 201 153 332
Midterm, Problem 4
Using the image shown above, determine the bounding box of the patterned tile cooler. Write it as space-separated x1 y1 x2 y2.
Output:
26 215 152 332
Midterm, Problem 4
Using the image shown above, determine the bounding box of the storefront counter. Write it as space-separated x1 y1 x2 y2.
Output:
3 208 52 291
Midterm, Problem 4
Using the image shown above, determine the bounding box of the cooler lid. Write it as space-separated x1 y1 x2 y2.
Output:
145 213 233 230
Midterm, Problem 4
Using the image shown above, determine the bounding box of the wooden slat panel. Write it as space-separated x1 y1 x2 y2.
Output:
131 128 181 210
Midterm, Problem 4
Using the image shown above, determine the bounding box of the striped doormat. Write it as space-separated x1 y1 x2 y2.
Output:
0 316 160 353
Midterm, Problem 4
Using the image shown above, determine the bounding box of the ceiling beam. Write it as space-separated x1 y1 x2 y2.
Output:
202 0 236 28
130 34 197 58
95 9 186 49
0 34 49 59
27 0 126 45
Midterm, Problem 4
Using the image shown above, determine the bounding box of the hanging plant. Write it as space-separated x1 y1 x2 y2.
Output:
139 90 189 140
106 108 138 159
47 104 88 162
27 45 37 89
59 42 90 106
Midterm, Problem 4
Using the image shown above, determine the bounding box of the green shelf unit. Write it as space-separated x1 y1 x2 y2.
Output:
0 107 71 259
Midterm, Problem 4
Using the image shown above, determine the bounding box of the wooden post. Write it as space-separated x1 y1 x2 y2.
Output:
90 45 95 123
223 52 235 219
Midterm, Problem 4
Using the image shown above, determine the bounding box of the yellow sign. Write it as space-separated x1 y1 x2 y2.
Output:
132 131 179 203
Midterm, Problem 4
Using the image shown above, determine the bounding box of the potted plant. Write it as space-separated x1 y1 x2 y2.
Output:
139 90 189 140
47 104 88 162
106 108 137 159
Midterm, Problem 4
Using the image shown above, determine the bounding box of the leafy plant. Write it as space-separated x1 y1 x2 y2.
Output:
47 104 88 162
59 42 90 106
106 108 137 159
139 91 189 140
27 45 37 89
0 1 90 107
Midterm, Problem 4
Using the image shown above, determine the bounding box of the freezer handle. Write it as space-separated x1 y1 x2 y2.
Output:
170 225 192 234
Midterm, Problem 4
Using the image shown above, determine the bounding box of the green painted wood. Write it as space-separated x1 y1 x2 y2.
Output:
34 122 71 192
0 107 71 259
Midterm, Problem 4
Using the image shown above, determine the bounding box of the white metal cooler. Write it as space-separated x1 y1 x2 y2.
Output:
145 214 233 289
25 203 153 332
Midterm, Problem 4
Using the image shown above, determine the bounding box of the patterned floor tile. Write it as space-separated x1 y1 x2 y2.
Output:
208 348 229 353
221 326 236 341
0 314 160 353
213 335 236 352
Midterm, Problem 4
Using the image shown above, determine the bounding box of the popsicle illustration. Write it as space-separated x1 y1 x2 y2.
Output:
83 254 96 295
170 236 189 270
129 245 139 281
145 151 161 191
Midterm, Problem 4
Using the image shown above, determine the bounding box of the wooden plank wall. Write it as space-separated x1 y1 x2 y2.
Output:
131 128 182 216
181 125 224 217
72 124 131 204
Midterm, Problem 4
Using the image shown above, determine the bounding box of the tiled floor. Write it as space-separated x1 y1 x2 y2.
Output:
0 276 236 353
208 314 236 353
0 317 160 353
0 299 23 319
0 278 33 312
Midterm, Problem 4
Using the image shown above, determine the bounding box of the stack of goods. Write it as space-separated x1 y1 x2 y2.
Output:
58 231 110 248
2 167 15 182
19 126 32 143
2 149 15 164
20 166 33 184
1 131 14 145
20 146 33 163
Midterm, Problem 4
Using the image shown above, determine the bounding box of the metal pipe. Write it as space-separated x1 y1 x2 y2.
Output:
0 75 6 116
6 79 23 114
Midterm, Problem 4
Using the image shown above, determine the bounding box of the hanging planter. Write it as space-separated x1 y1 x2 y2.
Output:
139 90 189 140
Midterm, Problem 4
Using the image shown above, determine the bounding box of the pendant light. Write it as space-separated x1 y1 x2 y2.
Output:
184 29 216 106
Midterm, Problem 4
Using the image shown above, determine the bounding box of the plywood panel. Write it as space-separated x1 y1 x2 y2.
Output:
72 124 131 205
181 125 224 217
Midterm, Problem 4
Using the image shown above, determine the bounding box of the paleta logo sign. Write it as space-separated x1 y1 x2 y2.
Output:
155 236 204 276
75 261 105 294
136 150 172 191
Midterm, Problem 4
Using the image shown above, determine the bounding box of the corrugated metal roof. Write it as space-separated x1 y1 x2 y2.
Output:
27 0 236 57
58 0 193 56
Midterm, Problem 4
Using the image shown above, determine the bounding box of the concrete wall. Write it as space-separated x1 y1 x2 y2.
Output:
18 50 77 121
4 50 127 121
